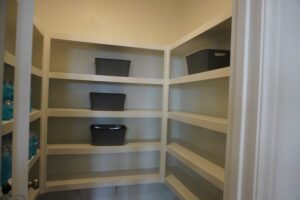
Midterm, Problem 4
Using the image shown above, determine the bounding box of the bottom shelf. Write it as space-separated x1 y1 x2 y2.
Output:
28 188 39 200
165 174 199 200
47 169 160 192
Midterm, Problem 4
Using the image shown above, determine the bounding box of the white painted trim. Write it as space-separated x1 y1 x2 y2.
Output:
224 0 283 199
12 0 34 199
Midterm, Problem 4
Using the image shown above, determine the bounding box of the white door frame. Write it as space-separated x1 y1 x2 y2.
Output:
13 0 35 199
225 0 300 199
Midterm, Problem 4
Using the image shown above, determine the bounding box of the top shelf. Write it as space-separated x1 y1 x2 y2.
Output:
4 51 42 77
169 13 232 55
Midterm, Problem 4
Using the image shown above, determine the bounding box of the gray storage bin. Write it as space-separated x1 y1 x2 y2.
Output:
90 92 126 111
95 58 130 77
186 49 230 74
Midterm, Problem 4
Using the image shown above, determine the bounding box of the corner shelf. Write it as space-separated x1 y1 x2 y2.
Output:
48 108 163 118
165 174 199 200
2 109 41 136
169 67 230 85
47 141 161 155
168 112 227 133
47 170 160 192
167 143 224 190
4 51 42 77
29 150 40 170
49 72 164 85
28 188 39 200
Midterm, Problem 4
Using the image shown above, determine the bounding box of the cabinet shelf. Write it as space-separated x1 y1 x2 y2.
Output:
47 170 160 192
47 141 161 155
165 174 199 200
169 67 230 85
4 51 42 77
167 143 224 190
28 188 39 200
48 108 163 118
168 112 227 133
2 109 41 136
49 72 164 85
29 150 40 170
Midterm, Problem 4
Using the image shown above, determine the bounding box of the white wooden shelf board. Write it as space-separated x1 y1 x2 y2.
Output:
165 174 199 200
169 67 230 85
47 173 160 192
48 108 163 118
49 72 163 85
167 143 224 190
47 141 161 155
2 109 41 136
168 112 227 133
28 188 39 200
4 51 42 77
28 150 40 170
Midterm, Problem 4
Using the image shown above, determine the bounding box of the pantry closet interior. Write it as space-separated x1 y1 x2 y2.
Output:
1 0 233 199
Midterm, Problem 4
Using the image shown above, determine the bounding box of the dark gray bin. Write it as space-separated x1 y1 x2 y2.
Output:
95 58 130 77
90 124 127 146
90 92 126 111
186 49 230 74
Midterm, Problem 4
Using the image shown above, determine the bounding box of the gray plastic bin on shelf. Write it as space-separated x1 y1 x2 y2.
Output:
90 92 126 111
186 49 230 74
95 58 130 77
90 124 127 146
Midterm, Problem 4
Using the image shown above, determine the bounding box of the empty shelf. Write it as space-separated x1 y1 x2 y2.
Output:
49 72 164 85
29 150 40 170
169 67 230 85
47 171 160 192
4 51 42 77
47 141 161 155
168 112 227 133
2 109 41 136
167 143 224 190
165 174 199 200
48 108 163 118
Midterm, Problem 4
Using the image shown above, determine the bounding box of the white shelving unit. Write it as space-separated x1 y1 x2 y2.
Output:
165 174 199 200
167 143 224 190
168 111 227 134
47 171 160 192
2 109 41 136
47 108 163 118
4 2 232 199
47 141 161 155
165 13 231 200
49 72 164 85
29 150 41 170
169 67 230 85
4 51 42 77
